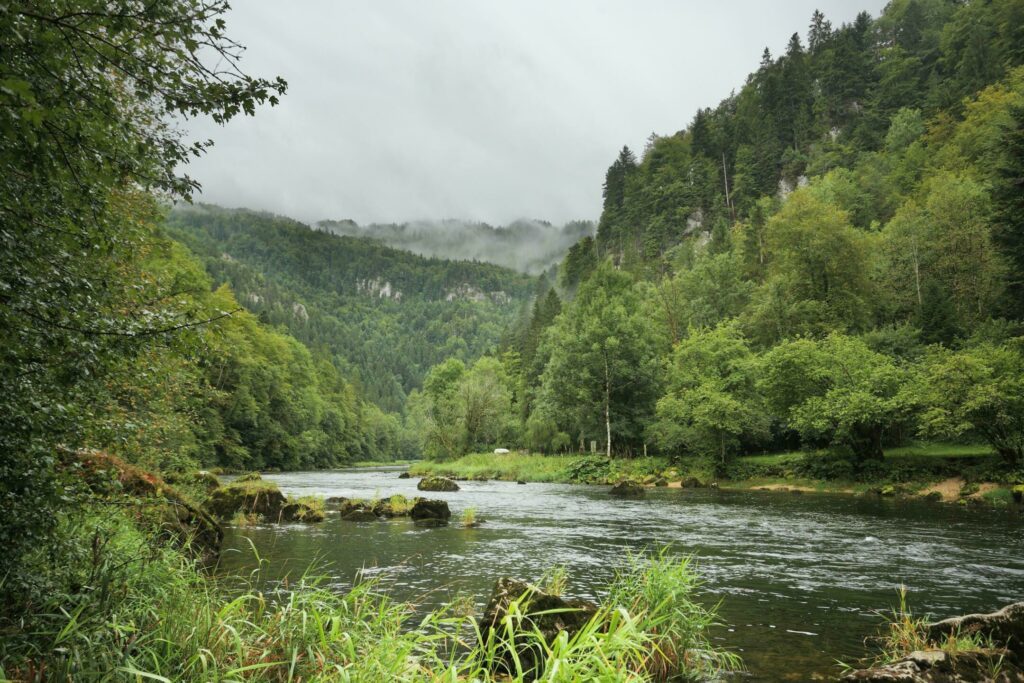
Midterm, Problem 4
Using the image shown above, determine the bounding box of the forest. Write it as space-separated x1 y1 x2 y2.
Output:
3 0 1024 681
410 0 1024 479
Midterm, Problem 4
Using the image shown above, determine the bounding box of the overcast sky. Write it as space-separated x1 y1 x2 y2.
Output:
185 1 888 226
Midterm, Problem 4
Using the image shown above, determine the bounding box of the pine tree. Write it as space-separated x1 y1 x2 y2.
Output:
994 105 1024 317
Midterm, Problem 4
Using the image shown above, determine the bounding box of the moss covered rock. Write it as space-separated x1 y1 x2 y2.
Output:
410 498 451 525
417 476 460 492
207 480 286 520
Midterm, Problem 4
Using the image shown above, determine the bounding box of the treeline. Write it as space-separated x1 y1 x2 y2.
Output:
319 217 594 275
167 205 534 412
411 0 1024 474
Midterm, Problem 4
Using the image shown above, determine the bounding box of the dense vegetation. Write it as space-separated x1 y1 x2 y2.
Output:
319 216 594 275
168 205 534 413
412 0 1024 485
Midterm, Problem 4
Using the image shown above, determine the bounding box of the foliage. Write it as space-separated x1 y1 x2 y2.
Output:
760 335 910 462
651 324 768 472
538 263 661 456
0 0 285 608
0 504 739 682
167 205 533 413
910 339 1024 466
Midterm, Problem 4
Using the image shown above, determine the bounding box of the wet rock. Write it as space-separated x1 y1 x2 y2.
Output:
371 494 419 517
409 498 450 524
341 509 379 522
654 478 669 487
398 471 411 479
517 480 527 485
609 480 645 497
280 500 325 523
417 476 460 492
479 577 598 679
326 496 349 508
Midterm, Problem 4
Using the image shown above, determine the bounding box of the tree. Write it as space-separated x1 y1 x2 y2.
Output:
458 357 513 453
910 340 1024 467
1 1 284 597
759 335 909 461
538 263 659 456
762 187 872 330
993 104 1024 317
651 324 767 472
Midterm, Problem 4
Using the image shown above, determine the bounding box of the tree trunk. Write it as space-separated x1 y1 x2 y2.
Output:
604 354 612 459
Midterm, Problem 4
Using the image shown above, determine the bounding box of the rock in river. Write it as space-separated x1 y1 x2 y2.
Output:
417 476 460 492
410 498 450 525
398 471 411 479
609 480 645 497
479 577 598 678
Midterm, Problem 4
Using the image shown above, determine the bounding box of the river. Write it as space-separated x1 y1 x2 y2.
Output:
218 467 1024 681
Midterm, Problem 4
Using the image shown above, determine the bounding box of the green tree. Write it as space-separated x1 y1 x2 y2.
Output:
538 263 659 456
910 340 1024 467
759 335 909 461
0 1 284 597
651 324 767 472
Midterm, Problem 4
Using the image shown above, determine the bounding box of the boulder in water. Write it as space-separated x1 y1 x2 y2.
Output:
479 577 598 678
410 498 450 525
398 471 411 479
340 508 379 522
207 480 286 521
609 480 645 497
280 500 325 523
372 494 419 517
417 476 460 492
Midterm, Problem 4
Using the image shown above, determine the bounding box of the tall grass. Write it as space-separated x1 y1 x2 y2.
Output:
1 508 740 682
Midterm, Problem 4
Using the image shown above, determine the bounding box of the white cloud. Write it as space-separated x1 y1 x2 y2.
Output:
184 0 888 226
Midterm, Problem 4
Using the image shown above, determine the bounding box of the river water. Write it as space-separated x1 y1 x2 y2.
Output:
218 467 1024 681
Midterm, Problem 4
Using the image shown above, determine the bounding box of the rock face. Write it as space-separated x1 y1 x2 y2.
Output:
417 476 460 492
479 577 599 679
410 498 450 525
609 480 645 497
843 601 1024 682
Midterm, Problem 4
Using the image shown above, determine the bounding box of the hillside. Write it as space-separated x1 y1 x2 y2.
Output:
165 205 535 412
414 0 1024 469
318 218 594 275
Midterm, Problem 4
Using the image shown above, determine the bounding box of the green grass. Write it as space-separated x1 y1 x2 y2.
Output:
349 458 420 468
1 506 740 682
409 453 673 484
884 442 995 459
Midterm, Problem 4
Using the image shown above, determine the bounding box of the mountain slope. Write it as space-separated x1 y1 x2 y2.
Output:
165 205 534 412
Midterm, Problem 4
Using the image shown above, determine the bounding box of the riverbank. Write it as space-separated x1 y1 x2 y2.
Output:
407 447 1023 507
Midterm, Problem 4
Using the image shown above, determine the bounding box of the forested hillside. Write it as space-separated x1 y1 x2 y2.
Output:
413 0 1024 473
167 205 535 412
319 217 594 275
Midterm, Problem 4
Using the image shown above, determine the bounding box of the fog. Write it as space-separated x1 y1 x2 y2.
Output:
319 218 594 275
184 1 888 227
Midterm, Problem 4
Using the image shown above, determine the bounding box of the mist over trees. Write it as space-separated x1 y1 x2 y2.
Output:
318 217 595 275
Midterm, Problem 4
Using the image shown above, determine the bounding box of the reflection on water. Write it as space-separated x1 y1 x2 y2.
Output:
218 467 1024 680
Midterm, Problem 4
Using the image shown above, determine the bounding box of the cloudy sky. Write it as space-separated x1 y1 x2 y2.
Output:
186 1 887 226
